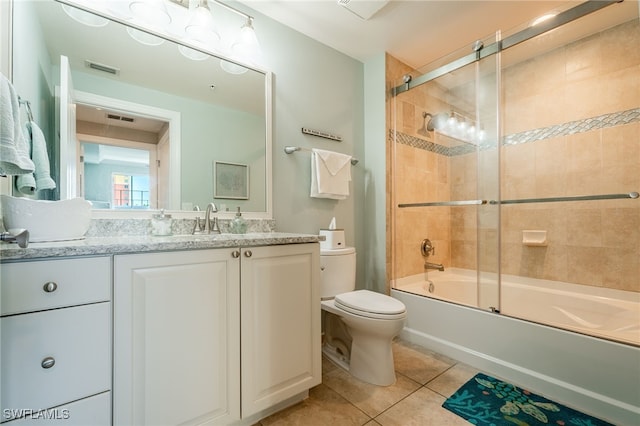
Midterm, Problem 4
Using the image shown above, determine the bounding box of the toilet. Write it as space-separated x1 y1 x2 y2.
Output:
320 246 406 386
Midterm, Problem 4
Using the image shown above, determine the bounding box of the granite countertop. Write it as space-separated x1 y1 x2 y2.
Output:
0 232 322 261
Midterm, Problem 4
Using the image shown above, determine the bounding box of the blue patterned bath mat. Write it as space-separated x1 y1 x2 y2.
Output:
442 373 614 426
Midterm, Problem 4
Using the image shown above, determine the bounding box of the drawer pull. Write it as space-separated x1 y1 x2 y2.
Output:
43 282 58 293
41 357 56 369
244 250 252 258
231 250 240 258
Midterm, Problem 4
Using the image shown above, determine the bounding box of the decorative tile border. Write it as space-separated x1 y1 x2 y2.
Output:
504 107 640 146
394 107 640 156
392 130 450 155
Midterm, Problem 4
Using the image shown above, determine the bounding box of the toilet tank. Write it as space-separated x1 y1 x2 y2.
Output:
320 247 356 299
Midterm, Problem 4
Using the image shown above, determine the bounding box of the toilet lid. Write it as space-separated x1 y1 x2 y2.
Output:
334 290 406 319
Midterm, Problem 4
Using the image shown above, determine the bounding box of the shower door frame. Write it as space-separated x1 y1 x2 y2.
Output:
391 0 624 314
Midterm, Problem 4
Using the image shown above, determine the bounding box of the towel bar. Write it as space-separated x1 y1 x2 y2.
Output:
284 146 359 165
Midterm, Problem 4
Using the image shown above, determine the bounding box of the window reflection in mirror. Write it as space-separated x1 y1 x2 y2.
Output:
77 103 168 210
12 0 271 215
81 143 157 210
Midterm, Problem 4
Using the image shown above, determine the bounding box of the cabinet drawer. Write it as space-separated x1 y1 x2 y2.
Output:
1 257 111 316
3 391 111 425
1 303 111 417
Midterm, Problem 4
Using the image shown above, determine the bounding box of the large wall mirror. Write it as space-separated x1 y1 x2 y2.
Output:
12 0 272 217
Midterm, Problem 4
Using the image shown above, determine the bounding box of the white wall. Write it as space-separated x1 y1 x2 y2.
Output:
238 4 368 288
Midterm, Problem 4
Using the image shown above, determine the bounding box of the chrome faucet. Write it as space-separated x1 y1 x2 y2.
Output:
204 202 221 234
0 229 29 248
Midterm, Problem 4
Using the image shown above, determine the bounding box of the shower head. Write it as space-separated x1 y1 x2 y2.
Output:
417 111 432 136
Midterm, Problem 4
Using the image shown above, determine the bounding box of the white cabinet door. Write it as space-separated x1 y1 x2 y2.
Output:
240 243 321 417
113 249 241 426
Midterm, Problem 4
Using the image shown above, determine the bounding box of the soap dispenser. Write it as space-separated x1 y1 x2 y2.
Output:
151 209 172 236
229 207 248 234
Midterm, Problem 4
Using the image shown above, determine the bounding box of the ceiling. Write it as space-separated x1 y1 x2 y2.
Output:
238 0 638 69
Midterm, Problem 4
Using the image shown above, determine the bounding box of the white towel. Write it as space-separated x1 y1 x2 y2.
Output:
16 121 56 195
310 148 352 200
0 73 35 175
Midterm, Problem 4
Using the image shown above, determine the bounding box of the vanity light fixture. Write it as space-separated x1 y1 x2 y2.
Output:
232 18 261 63
127 0 172 46
220 17 261 74
185 0 221 46
62 3 109 27
426 110 484 145
60 0 263 70
129 0 172 26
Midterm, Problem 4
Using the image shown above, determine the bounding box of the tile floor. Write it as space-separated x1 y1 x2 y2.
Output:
257 339 479 425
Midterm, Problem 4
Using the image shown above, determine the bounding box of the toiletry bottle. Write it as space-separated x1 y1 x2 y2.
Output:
151 209 172 236
229 207 247 234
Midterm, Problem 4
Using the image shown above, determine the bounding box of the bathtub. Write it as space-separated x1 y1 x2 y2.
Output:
391 268 640 424
393 268 640 346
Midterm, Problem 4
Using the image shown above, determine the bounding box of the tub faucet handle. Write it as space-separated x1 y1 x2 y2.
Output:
421 238 435 257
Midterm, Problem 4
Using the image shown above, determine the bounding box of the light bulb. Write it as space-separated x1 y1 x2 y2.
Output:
129 0 171 26
447 113 456 128
185 4 221 46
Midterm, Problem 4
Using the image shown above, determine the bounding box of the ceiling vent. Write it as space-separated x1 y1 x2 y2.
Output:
336 0 389 20
85 60 120 76
107 113 135 123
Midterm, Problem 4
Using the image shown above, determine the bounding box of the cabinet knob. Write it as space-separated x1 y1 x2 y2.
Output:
41 356 56 369
244 250 252 258
43 282 58 293
231 250 240 258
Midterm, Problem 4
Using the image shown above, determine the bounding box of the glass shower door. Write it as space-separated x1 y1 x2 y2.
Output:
391 33 501 312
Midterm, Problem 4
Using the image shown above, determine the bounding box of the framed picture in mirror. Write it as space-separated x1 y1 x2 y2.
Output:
214 161 249 200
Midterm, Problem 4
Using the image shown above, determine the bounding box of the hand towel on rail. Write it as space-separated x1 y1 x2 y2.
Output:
310 148 352 200
16 121 57 195
0 73 35 175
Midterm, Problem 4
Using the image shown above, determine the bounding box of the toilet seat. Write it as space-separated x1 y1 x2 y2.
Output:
334 290 406 320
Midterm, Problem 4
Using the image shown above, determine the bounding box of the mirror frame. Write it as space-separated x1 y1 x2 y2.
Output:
20 0 273 220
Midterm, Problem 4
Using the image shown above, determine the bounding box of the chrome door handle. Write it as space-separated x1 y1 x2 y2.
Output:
244 250 252 258
231 250 240 258
43 282 58 293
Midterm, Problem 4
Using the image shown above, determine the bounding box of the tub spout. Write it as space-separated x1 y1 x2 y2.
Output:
424 261 444 272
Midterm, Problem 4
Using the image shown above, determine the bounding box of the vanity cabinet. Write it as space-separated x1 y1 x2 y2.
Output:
113 249 241 425
0 257 112 425
113 243 321 425
240 244 321 418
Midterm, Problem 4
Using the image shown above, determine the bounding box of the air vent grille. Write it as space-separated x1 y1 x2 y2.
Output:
107 113 135 123
85 60 120 76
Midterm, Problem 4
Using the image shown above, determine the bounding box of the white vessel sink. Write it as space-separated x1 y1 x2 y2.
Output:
1 195 92 242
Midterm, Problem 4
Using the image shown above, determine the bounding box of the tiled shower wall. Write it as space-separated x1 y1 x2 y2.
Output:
501 18 639 291
389 18 640 292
